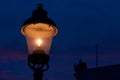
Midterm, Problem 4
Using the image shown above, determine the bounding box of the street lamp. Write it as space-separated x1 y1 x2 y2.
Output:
21 4 58 80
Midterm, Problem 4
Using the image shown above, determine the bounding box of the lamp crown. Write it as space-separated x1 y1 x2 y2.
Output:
32 3 48 18
37 3 43 9
22 3 56 26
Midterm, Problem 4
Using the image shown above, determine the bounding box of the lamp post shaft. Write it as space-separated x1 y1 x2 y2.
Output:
27 51 50 80
34 69 43 80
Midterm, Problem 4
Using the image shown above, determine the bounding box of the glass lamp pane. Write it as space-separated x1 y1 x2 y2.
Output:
21 23 58 54
26 37 53 54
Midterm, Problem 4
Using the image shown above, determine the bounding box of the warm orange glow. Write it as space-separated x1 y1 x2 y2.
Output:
36 39 42 47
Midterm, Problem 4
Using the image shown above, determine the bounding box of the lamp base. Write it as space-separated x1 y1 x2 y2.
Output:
28 50 50 80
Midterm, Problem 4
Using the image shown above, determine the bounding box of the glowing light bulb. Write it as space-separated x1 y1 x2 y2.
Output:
36 39 42 47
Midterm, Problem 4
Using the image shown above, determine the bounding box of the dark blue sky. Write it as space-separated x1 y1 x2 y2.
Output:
0 0 120 80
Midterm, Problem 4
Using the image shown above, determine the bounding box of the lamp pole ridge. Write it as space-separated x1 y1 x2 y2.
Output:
96 44 98 68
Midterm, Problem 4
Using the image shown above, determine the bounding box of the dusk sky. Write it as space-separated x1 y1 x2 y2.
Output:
0 0 120 80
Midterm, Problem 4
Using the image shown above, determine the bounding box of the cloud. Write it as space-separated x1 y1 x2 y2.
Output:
0 71 32 80
0 50 27 63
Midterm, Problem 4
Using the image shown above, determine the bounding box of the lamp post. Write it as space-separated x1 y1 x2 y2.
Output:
21 4 58 80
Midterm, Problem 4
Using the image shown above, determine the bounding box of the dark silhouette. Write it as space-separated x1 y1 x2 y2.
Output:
74 59 88 80
74 64 120 80
74 59 88 73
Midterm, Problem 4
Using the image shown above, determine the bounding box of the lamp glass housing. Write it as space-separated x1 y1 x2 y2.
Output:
21 23 58 55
